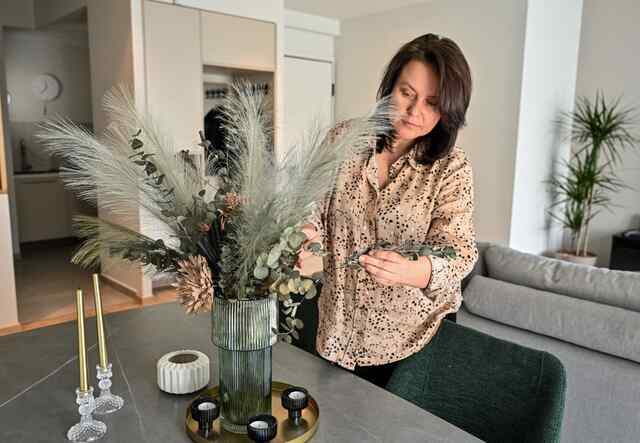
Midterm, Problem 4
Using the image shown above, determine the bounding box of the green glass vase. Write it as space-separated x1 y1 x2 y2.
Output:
211 295 278 434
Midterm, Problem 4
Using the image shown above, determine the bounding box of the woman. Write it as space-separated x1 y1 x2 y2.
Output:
301 33 478 388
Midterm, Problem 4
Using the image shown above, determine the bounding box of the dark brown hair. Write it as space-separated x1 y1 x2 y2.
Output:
377 33 472 164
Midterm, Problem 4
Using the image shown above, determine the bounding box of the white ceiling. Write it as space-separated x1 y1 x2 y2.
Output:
284 0 432 20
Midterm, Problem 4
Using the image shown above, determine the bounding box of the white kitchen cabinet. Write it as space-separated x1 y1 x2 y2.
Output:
200 11 276 72
14 173 73 243
144 1 203 149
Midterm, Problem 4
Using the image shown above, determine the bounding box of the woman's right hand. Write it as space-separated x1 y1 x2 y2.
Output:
296 223 320 269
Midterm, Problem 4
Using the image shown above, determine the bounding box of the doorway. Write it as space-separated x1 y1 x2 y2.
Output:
0 8 171 334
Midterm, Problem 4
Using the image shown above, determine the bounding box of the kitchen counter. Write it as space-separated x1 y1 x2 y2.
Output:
13 171 60 182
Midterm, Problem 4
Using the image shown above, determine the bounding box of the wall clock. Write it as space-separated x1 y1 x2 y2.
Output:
31 74 61 102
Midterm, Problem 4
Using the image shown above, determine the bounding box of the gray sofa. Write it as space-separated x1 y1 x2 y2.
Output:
460 243 640 443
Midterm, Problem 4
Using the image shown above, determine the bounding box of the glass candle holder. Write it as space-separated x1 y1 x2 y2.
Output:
94 363 124 415
67 387 107 442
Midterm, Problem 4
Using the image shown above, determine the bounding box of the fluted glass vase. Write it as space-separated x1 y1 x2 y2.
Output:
211 295 278 434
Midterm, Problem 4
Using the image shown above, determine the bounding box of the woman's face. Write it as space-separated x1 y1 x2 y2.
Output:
391 59 441 143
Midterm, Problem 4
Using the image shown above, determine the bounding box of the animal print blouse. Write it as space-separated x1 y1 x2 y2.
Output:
307 124 478 369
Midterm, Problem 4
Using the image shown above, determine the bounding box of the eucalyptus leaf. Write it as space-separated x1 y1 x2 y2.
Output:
304 284 317 300
253 266 269 280
302 279 313 291
279 282 290 295
267 247 281 268
131 138 143 150
288 232 306 249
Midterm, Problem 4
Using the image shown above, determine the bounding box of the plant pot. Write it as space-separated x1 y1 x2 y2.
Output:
211 295 278 434
554 250 598 266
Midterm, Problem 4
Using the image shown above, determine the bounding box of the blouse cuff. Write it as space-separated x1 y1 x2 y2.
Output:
426 256 449 292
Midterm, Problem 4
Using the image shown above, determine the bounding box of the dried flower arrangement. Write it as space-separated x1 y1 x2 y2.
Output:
37 82 393 341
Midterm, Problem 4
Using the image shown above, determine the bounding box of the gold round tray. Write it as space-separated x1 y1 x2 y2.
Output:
185 381 319 442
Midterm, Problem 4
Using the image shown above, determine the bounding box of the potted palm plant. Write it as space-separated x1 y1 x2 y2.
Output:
548 92 638 266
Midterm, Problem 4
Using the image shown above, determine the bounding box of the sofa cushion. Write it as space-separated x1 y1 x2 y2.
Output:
463 275 640 364
484 244 640 312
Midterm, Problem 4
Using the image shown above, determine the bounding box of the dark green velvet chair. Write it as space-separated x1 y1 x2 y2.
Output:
386 320 567 443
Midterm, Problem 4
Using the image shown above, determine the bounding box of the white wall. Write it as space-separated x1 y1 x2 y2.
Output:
334 0 527 244
0 31 19 329
33 0 86 28
4 28 93 169
0 0 35 28
1 0 86 29
4 28 91 123
0 29 21 258
509 0 583 254
574 0 640 266
0 194 19 328
87 0 146 295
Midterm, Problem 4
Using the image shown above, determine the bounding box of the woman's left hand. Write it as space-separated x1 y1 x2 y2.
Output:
359 250 432 289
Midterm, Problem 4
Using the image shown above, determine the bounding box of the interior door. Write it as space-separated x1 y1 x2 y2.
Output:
282 56 334 156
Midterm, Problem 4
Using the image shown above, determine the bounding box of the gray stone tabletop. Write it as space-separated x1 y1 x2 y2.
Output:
0 302 482 442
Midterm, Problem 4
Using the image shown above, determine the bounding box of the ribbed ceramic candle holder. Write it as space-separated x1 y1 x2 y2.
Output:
157 350 210 394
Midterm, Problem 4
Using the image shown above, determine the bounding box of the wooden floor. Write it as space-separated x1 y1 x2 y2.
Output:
0 242 178 337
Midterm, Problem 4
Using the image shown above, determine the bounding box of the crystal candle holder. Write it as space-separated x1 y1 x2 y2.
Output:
67 387 107 442
94 363 124 415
